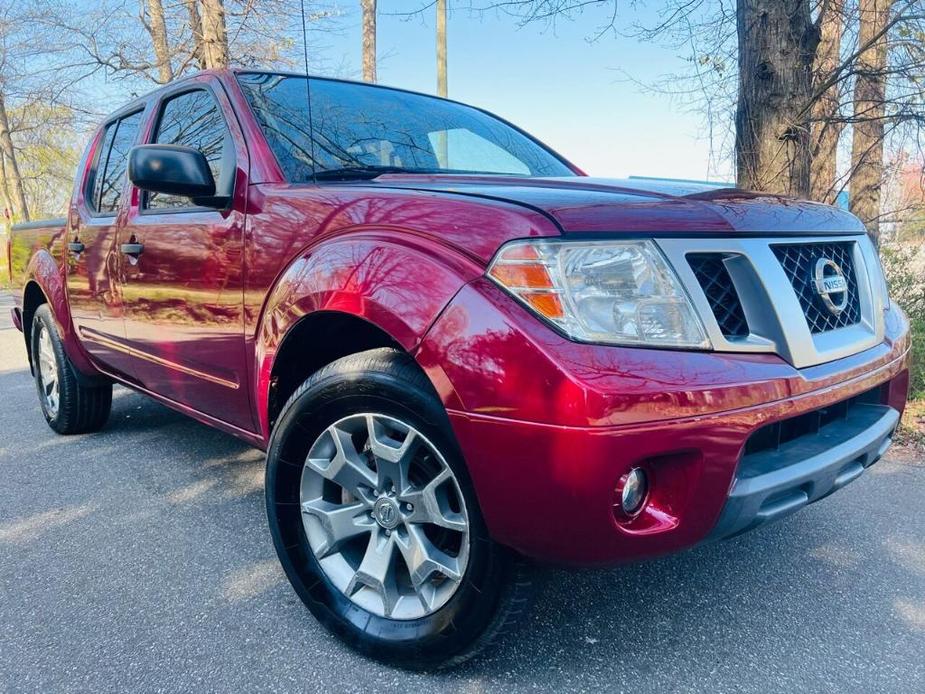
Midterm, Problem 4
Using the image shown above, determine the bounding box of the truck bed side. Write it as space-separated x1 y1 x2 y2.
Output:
9 218 67 308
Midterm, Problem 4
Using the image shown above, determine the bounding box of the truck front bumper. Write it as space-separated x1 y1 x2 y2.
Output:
706 398 898 543
417 280 911 566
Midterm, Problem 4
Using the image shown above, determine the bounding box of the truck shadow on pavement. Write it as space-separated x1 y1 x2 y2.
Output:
102 383 925 683
3 363 924 689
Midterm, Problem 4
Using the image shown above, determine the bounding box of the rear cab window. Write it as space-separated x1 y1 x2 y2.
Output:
86 111 145 215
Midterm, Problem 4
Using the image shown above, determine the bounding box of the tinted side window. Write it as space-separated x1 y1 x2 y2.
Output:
149 90 227 209
88 111 143 214
88 123 118 213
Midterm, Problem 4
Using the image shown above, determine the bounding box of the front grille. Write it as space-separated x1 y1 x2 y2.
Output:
688 253 749 338
772 242 861 334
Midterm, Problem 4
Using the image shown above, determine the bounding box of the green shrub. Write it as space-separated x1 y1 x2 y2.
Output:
881 243 925 400
907 316 925 401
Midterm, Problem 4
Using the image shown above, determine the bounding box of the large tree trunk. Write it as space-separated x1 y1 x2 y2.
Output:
185 0 207 69
146 0 174 83
849 0 892 247
436 0 447 97
0 92 29 222
809 0 844 203
735 0 818 196
200 0 229 69
361 0 377 82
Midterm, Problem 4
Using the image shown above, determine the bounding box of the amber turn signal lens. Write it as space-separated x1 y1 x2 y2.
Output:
488 245 564 321
520 292 565 320
489 264 554 290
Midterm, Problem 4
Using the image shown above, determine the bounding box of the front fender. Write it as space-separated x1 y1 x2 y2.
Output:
253 232 483 433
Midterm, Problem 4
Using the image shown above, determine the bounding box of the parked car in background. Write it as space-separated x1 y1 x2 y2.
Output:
7 69 910 668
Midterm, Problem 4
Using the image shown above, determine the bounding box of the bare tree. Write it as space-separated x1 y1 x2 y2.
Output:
0 4 33 222
0 94 28 222
200 0 230 69
361 0 377 82
850 0 893 245
185 0 207 69
810 0 845 203
145 0 174 82
470 0 822 192
735 0 817 196
35 0 339 87
474 0 925 247
0 0 343 222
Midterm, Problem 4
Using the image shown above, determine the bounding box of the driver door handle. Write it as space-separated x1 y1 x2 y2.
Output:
120 242 144 256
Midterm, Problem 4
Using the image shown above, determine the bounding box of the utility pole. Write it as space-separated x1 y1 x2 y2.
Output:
435 0 448 166
436 0 447 97
361 0 377 82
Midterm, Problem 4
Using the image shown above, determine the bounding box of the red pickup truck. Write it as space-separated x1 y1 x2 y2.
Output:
8 69 910 668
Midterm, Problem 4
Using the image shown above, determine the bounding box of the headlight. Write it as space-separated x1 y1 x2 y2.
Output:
487 239 710 349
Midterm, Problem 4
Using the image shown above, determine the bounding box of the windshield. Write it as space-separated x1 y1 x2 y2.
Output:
236 73 576 181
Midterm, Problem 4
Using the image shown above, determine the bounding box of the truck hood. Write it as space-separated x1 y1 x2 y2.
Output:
369 175 866 236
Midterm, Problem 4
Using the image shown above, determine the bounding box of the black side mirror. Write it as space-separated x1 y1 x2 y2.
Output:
128 144 216 200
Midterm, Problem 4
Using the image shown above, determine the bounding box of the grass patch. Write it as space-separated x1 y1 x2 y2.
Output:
897 399 925 451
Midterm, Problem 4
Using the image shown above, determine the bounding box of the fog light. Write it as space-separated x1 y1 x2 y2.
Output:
619 468 648 516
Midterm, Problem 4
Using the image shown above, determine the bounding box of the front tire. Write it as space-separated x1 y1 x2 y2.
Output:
30 304 112 435
265 348 531 669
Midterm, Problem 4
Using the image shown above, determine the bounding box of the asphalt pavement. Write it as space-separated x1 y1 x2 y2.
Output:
1 292 924 693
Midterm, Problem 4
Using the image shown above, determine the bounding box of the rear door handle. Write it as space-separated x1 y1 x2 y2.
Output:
120 242 144 256
67 241 85 253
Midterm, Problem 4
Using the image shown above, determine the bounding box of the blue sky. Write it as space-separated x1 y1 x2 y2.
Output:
68 1 732 183
312 2 732 181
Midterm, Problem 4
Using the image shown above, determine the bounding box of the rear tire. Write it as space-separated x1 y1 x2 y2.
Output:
265 347 532 669
30 304 112 435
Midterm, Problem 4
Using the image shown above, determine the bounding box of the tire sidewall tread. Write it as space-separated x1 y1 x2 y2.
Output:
266 347 533 670
30 305 111 435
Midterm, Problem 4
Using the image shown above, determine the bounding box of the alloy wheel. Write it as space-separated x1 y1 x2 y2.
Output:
37 325 60 417
300 413 470 620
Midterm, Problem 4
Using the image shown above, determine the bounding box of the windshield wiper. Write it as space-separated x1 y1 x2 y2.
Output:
312 166 440 181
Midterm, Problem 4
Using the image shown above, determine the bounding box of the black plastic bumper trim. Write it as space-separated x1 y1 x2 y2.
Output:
708 403 899 542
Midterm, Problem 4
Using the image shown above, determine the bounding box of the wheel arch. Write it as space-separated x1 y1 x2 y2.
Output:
254 232 482 439
21 280 48 373
265 311 411 431
21 249 102 380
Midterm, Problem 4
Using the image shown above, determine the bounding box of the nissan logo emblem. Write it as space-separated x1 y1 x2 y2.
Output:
812 258 849 316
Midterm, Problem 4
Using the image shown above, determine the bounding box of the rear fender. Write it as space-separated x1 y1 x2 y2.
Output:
254 232 482 437
23 249 99 378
